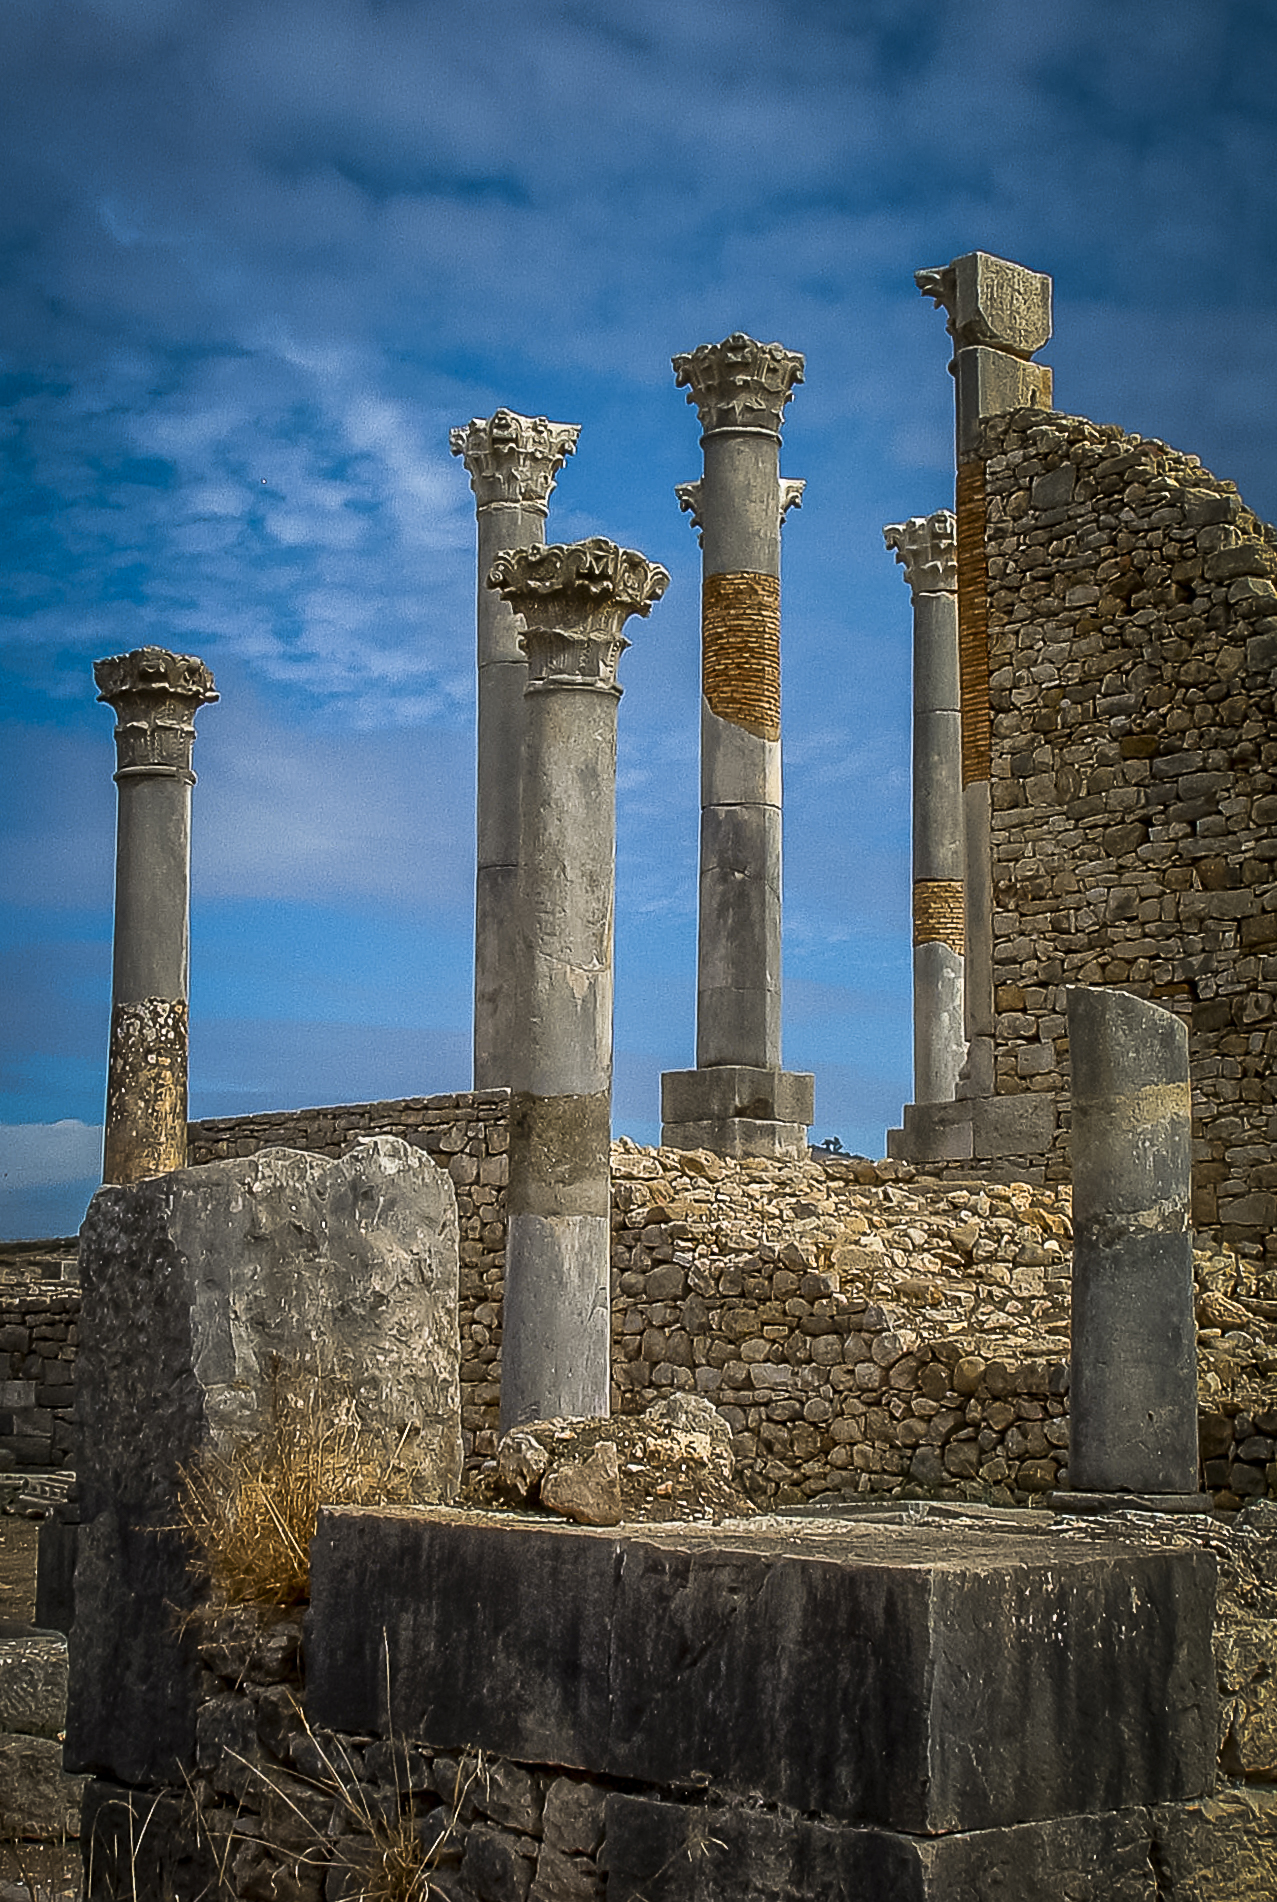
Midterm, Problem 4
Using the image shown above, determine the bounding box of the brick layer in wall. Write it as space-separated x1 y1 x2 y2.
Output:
913 879 965 952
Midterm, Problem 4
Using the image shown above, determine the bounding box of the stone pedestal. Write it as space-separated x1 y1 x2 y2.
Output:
883 512 966 1110
891 254 1052 1165
488 538 668 1430
451 411 580 1089
1062 986 1205 1505
93 648 217 1184
660 333 813 1161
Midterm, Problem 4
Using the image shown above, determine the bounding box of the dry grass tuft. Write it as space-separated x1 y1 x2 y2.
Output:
177 1359 418 1608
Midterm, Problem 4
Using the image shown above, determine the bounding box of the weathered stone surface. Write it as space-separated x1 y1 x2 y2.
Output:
541 1444 622 1528
307 1510 1217 1833
602 1793 1163 1902
542 1779 606 1857
67 1138 461 1786
0 1733 85 1841
1151 1788 1277 1902
497 1430 551 1503
0 1634 68 1740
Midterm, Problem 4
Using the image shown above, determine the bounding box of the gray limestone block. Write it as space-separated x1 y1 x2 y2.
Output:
306 1511 1217 1835
601 1794 1162 1902
889 1100 974 1164
946 252 1053 357
700 706 779 807
971 1090 1056 1159
81 1778 219 1902
954 351 1052 458
0 1733 86 1842
0 1633 68 1738
698 431 782 577
660 1067 813 1127
659 1118 809 1162
67 1139 461 1786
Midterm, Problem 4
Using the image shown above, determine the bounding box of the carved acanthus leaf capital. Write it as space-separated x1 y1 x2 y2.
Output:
487 537 669 692
675 481 704 546
672 333 804 435
450 409 580 511
780 478 805 525
94 646 218 773
915 252 1052 360
883 511 957 600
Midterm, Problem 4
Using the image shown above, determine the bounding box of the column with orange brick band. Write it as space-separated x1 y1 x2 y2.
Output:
915 253 1053 1103
660 332 814 1160
884 510 967 1104
94 647 218 1183
451 410 580 1089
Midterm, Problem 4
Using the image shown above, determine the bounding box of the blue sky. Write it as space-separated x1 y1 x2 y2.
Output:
3 0 1276 1236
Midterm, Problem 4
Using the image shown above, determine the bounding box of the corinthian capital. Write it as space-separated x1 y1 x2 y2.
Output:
450 409 581 512
915 252 1052 359
883 511 957 600
672 333 804 434
94 646 218 773
487 537 669 692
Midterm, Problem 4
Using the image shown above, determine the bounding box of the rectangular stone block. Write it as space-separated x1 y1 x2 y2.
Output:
972 1090 1056 1159
306 1511 1217 1836
660 1067 814 1127
602 1793 1162 1902
888 1101 974 1164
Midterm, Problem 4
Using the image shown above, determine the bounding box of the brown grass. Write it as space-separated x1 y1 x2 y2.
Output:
176 1359 418 1608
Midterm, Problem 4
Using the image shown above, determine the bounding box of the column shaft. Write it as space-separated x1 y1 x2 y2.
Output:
1065 987 1203 1505
661 333 813 1159
94 647 217 1184
488 538 668 1432
451 411 579 1089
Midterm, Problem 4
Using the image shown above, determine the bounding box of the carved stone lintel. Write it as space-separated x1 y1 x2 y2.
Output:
450 410 581 512
780 478 806 525
487 538 669 692
672 333 804 435
915 252 1052 360
94 647 218 774
883 511 958 600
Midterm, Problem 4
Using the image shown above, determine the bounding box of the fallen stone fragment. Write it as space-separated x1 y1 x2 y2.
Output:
496 1430 552 1504
541 1443 623 1527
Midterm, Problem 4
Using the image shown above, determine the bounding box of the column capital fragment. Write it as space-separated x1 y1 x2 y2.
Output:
94 646 218 774
488 537 669 693
914 252 1052 360
673 332 804 435
450 409 580 512
883 510 957 601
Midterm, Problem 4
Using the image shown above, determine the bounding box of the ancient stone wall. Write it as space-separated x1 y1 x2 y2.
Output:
972 409 1277 1256
0 1286 77 1471
179 1100 1277 1512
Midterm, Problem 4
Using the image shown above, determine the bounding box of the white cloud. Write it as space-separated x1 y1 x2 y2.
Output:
0 1121 101 1190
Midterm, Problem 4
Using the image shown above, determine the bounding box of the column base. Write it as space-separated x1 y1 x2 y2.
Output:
888 1092 1058 1167
661 1066 814 1162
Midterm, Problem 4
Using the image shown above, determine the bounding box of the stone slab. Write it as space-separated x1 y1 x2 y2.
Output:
888 1099 973 1163
0 1634 67 1740
972 1089 1056 1158
0 1734 85 1842
602 1793 1162 1902
305 1510 1217 1836
660 1067 814 1126
659 1118 808 1161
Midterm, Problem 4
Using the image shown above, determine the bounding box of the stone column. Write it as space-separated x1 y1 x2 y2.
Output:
660 333 814 1160
94 647 217 1184
488 537 668 1431
883 510 966 1104
1062 986 1206 1511
450 410 580 1088
915 253 1053 1103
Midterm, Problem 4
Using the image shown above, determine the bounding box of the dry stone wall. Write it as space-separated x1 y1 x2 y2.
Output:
0 1286 77 1472
175 1101 1277 1512
976 408 1277 1257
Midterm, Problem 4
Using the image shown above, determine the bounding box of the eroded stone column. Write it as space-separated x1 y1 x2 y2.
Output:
489 538 668 1430
94 647 217 1184
915 253 1052 1103
883 510 966 1104
660 333 814 1160
1062 986 1205 1510
451 410 580 1088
